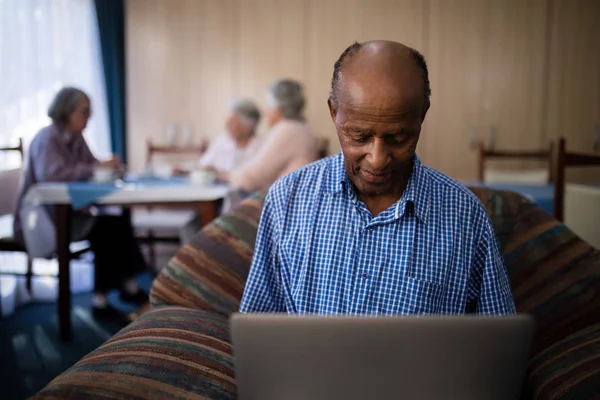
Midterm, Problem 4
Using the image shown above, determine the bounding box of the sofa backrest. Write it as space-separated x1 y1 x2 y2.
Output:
469 186 600 358
150 192 265 316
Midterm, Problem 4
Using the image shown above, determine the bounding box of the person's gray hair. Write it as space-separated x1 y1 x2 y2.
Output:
266 79 305 121
230 98 261 126
47 87 89 125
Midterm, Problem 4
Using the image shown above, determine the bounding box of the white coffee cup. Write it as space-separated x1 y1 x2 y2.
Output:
190 169 216 185
93 167 115 183
153 163 173 178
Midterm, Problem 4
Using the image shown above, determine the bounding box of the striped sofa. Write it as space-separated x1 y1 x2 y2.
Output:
32 188 600 399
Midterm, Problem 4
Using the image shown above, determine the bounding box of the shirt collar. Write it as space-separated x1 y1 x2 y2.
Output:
325 151 430 223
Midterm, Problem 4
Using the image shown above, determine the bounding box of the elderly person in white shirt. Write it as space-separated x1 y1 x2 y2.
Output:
179 98 261 242
196 98 261 173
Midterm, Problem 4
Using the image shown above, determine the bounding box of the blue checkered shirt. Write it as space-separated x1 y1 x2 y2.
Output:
240 153 515 315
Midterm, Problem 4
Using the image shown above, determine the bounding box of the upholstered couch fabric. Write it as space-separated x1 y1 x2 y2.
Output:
471 187 600 399
525 322 600 400
32 188 600 399
30 306 235 400
150 193 263 315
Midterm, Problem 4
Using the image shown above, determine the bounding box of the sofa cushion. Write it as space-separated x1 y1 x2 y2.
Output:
150 192 265 315
467 186 524 253
469 187 600 359
503 200 600 358
31 306 236 399
524 322 600 400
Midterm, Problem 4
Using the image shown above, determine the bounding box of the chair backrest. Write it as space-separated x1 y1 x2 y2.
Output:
477 141 554 184
145 138 207 165
553 137 600 221
0 168 22 217
0 137 24 162
0 138 24 217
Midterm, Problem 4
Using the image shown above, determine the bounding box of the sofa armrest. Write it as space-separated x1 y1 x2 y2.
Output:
523 322 600 399
32 306 236 399
149 192 265 316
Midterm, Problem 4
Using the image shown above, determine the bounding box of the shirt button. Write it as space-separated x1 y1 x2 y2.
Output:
361 272 369 279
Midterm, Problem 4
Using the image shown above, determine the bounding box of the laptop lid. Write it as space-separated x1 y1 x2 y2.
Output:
231 313 535 400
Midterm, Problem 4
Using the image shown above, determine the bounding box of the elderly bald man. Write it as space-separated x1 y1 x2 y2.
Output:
240 40 515 315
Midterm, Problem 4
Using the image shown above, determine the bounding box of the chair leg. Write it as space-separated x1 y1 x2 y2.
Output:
26 256 33 293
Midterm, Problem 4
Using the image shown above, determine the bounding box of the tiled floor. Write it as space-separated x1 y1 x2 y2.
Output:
1 292 124 399
0 242 176 399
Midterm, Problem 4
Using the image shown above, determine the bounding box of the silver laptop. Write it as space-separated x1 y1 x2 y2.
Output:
231 313 535 400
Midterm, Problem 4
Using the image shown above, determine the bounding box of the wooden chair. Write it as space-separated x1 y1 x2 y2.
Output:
553 138 600 222
1 139 97 301
0 138 24 161
145 138 208 165
135 139 208 267
0 138 35 291
477 141 555 184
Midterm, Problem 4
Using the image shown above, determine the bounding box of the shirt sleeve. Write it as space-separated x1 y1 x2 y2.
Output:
80 136 98 165
239 189 287 312
196 137 220 169
35 136 95 182
229 125 292 192
468 212 516 315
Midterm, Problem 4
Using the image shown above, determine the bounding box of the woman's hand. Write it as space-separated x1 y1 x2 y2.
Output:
98 155 122 169
172 168 190 177
216 170 229 183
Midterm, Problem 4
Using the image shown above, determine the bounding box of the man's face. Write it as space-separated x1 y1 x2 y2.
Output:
329 77 427 198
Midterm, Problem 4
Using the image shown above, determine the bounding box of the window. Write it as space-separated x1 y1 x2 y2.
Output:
0 0 111 170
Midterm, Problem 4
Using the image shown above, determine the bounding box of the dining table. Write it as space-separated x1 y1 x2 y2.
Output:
21 176 229 341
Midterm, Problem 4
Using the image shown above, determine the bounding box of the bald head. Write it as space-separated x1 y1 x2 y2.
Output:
329 40 430 110
327 41 431 211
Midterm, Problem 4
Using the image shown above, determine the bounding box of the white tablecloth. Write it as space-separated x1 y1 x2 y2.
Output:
20 182 229 257
22 182 229 205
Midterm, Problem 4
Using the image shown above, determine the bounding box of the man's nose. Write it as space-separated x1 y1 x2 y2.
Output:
366 138 390 171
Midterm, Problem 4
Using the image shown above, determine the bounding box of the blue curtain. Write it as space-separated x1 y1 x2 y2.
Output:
94 0 127 163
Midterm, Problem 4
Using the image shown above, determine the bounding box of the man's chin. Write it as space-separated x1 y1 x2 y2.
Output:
356 180 394 196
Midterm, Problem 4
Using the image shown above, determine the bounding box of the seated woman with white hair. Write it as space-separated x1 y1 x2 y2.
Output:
194 98 262 174
219 79 319 192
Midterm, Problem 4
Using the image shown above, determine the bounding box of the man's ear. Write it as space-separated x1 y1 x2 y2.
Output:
327 98 337 124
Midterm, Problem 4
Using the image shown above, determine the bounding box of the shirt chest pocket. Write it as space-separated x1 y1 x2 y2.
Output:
400 277 447 314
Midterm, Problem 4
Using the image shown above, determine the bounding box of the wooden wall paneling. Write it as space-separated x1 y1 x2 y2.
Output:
546 0 600 183
238 0 307 136
359 0 428 161
126 0 184 171
304 0 425 155
422 0 487 180
479 0 549 173
126 0 237 172
183 0 238 144
304 0 362 154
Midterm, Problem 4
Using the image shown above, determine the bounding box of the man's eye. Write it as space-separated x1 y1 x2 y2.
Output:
389 134 410 145
354 136 369 143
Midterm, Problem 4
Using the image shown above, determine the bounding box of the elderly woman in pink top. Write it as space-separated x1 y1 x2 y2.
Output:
219 79 320 192
181 80 319 242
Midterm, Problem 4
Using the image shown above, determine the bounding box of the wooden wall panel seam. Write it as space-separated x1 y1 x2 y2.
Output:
540 0 555 145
